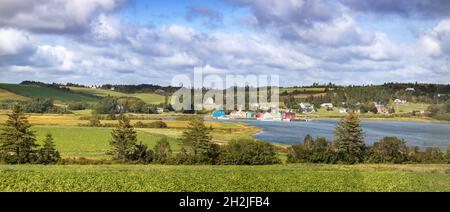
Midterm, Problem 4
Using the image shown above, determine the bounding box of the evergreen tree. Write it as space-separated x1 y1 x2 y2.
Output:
38 133 61 164
109 114 138 162
0 105 38 164
178 117 219 164
333 112 366 164
153 137 172 164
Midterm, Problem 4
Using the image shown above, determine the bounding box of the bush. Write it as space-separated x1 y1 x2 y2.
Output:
220 139 280 165
153 137 172 164
368 137 408 164
287 135 334 164
134 121 168 128
68 102 89 110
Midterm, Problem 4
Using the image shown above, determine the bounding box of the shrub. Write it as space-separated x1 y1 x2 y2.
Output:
368 137 408 164
153 137 172 164
134 121 168 128
220 139 280 165
287 135 334 164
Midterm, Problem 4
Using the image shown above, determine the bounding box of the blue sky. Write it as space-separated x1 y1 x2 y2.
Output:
0 0 449 86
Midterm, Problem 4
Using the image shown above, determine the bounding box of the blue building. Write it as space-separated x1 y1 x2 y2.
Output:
212 110 225 118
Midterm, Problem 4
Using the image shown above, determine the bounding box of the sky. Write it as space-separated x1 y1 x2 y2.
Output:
0 0 449 86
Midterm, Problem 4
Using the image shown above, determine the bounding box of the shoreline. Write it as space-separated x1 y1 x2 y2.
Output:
310 117 450 124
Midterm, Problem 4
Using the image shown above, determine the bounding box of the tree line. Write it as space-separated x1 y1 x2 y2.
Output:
287 113 450 164
1 107 449 165
108 115 280 165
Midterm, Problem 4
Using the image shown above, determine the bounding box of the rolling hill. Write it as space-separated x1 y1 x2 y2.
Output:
69 87 165 105
0 88 29 102
0 84 98 103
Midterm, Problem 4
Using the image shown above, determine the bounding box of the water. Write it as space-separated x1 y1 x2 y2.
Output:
208 119 450 150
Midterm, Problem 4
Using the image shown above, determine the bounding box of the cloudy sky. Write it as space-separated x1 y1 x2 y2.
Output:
0 0 449 86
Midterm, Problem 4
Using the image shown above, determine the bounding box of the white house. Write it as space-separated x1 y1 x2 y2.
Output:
339 108 348 114
405 88 415 91
394 99 407 105
300 102 315 113
156 108 164 114
320 103 333 109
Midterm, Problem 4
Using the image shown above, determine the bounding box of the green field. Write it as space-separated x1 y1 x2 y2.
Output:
33 126 181 159
0 164 448 192
69 87 165 104
0 84 98 103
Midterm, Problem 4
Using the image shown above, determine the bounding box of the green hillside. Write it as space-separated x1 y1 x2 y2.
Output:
69 87 165 105
0 84 98 103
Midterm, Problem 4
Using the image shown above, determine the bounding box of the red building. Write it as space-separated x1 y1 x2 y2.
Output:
282 112 296 119
256 113 264 119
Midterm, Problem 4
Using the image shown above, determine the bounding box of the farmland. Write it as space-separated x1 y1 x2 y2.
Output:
0 84 98 103
0 89 28 102
69 86 165 105
0 164 448 192
0 111 259 159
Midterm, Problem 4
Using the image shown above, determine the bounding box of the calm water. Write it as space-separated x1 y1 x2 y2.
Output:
208 119 450 150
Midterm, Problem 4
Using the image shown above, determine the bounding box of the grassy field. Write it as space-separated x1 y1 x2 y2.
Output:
32 126 182 159
0 84 98 103
0 164 448 192
69 86 165 104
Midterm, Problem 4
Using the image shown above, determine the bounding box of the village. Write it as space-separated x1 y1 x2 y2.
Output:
208 95 419 122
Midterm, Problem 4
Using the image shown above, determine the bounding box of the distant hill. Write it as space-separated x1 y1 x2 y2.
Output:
0 84 98 103
69 87 166 105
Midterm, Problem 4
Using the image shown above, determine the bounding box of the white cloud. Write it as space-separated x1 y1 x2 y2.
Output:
0 0 126 33
0 28 33 56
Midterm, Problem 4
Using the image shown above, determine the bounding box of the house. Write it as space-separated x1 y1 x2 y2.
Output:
394 99 407 105
204 97 214 105
320 103 334 109
246 112 255 119
405 88 415 91
282 112 296 120
374 102 389 114
212 110 225 118
256 113 264 119
111 87 116 91
262 112 274 120
230 110 247 119
156 108 164 114
339 108 348 114
300 102 315 113
203 97 216 110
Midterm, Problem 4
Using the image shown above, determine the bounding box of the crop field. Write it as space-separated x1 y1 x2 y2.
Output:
69 87 165 104
0 164 448 192
0 84 98 103
0 89 28 102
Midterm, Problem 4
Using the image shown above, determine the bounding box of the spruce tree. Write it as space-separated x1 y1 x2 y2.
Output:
333 112 366 164
0 105 38 164
38 133 61 164
109 114 138 162
179 117 219 164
